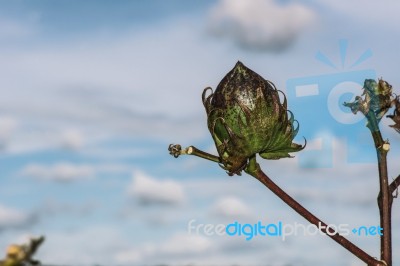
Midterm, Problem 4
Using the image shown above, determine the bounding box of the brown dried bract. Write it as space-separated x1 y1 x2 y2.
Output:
387 96 400 133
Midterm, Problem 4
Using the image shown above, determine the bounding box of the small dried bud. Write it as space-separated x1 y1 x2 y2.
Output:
203 61 304 175
6 245 25 260
344 78 394 122
345 95 370 115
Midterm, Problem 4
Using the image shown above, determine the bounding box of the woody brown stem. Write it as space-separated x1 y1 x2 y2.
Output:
366 111 392 266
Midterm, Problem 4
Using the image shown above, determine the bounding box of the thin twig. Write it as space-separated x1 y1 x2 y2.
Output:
389 174 400 197
380 174 400 201
168 144 220 163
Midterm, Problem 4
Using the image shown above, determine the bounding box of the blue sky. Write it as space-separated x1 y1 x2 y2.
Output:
1 0 400 265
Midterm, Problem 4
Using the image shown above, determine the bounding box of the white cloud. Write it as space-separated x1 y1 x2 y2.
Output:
159 233 212 255
128 171 185 206
318 1 400 29
114 249 142 264
0 17 37 39
61 129 84 150
21 162 94 182
0 116 17 149
0 21 211 154
38 226 130 266
115 233 212 265
211 196 252 218
81 146 154 160
0 204 30 229
207 0 315 52
40 199 97 218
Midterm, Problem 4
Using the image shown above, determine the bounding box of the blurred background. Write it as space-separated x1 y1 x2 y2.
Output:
0 0 400 265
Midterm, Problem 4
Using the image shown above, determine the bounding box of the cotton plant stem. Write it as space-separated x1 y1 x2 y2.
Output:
244 156 385 266
377 151 392 266
366 111 392 266
368 128 392 266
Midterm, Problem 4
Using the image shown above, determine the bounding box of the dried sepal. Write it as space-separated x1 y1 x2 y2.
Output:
387 96 400 133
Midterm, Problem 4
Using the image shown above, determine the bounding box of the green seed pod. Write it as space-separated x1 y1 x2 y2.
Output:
203 61 305 175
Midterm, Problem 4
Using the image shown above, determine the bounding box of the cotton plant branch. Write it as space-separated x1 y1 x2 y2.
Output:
169 144 385 266
367 121 392 266
169 62 396 265
389 174 400 197
344 79 396 266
